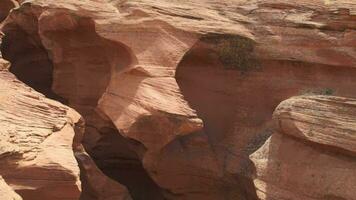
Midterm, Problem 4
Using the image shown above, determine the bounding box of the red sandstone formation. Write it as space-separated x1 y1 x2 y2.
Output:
0 0 355 199
0 58 132 200
251 96 356 200
0 60 81 199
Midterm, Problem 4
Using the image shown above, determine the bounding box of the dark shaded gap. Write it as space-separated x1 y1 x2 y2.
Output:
0 0 17 22
1 25 68 104
88 121 165 200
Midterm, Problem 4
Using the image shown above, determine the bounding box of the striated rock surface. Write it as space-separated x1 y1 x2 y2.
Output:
0 0 355 199
0 58 132 200
251 95 356 200
0 59 81 199
275 95 356 154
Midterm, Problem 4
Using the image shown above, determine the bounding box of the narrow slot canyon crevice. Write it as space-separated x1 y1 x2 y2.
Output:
87 119 165 200
1 14 164 200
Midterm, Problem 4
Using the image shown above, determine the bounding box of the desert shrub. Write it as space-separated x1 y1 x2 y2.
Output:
202 34 259 73
300 88 334 96
244 128 274 155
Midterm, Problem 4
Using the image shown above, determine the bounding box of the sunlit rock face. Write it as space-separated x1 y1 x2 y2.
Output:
0 0 356 199
251 96 356 200
0 59 81 200
0 58 132 200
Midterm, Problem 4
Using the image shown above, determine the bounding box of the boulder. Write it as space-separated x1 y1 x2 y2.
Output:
251 96 356 200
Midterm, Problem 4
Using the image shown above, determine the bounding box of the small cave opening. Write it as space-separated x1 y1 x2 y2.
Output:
1 15 164 200
1 25 68 104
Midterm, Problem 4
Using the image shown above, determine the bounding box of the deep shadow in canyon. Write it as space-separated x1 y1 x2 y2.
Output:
88 122 165 200
1 24 68 104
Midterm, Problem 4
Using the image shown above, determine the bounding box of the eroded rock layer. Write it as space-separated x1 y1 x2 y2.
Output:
0 0 355 199
251 96 356 200
0 58 132 200
0 59 81 199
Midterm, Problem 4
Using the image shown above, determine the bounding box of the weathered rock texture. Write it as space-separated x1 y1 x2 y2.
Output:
0 59 81 199
251 95 356 200
0 58 131 200
0 0 355 199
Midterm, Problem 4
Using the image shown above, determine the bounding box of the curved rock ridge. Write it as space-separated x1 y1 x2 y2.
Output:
0 0 18 22
0 58 131 200
274 95 356 154
0 0 355 199
251 95 356 200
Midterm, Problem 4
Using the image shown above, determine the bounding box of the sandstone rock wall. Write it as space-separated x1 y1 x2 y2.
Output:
0 57 132 199
0 60 81 199
0 0 355 199
251 96 356 200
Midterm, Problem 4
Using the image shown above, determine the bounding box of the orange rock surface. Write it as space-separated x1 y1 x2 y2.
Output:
0 0 355 199
251 96 356 200
0 58 131 199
